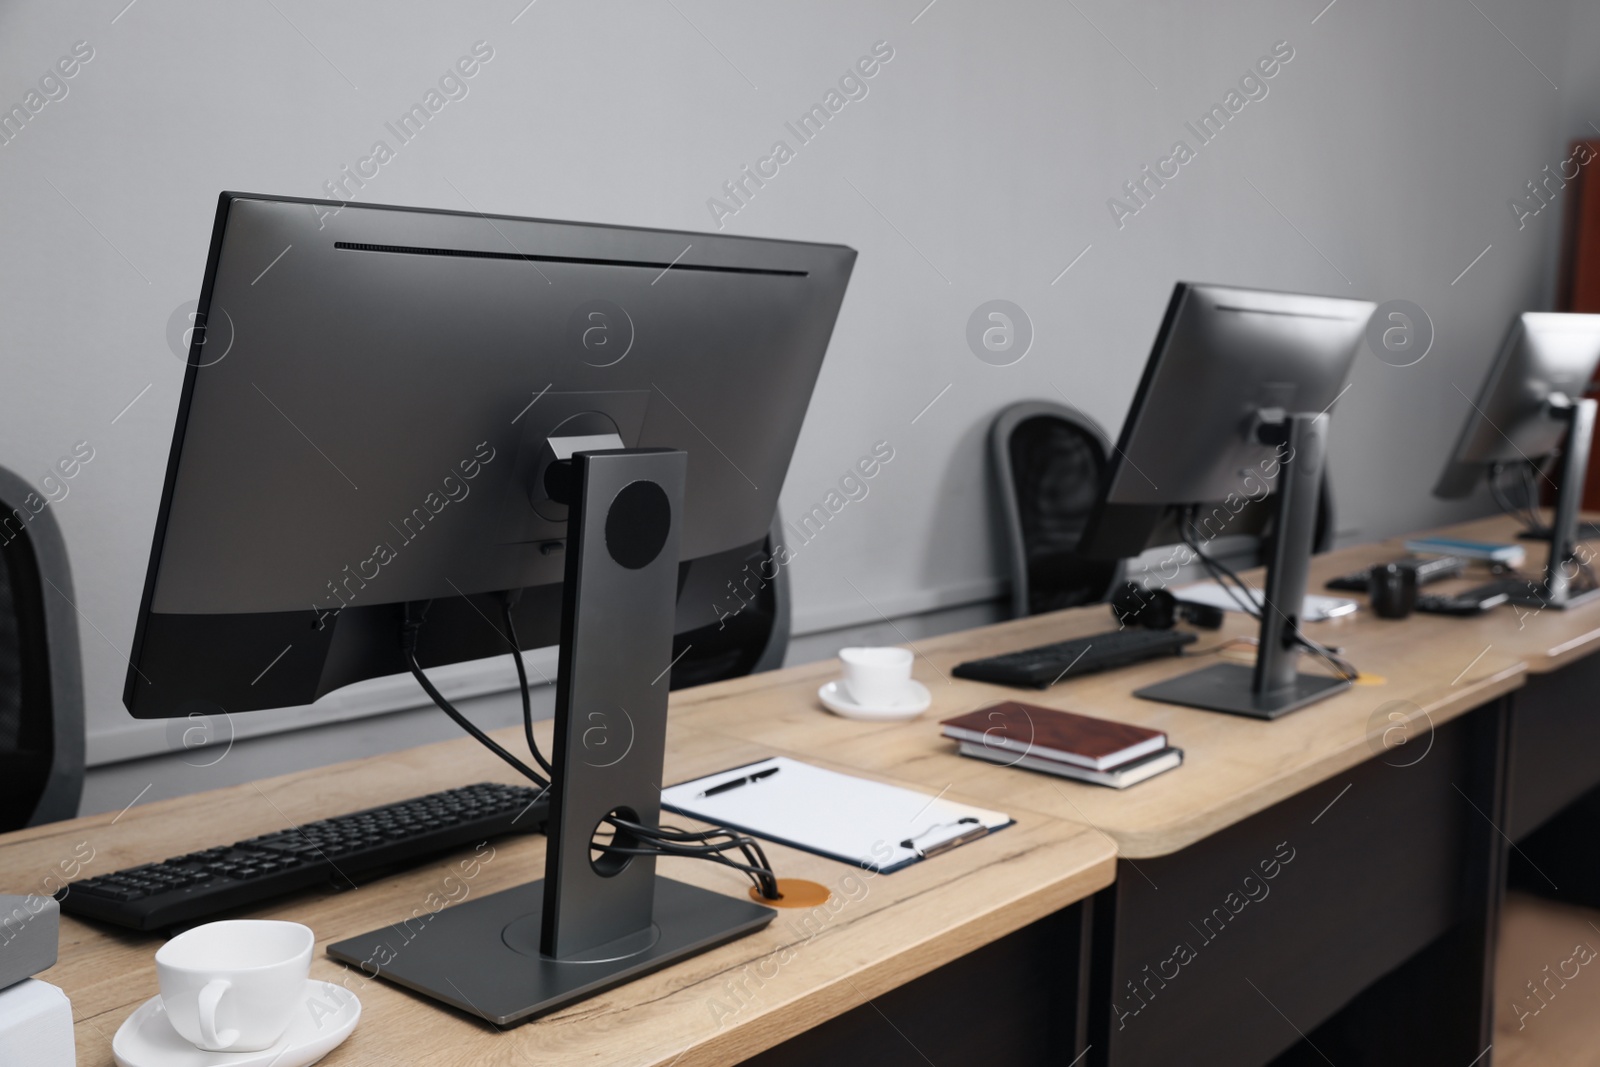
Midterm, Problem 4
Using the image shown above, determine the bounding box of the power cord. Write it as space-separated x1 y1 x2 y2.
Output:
595 816 780 900
1179 510 1359 682
1488 462 1543 531
403 599 782 900
1486 463 1599 591
1183 636 1260 658
402 601 551 794
500 595 554 780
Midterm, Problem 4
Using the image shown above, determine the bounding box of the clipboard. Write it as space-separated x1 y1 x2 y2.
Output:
661 756 1012 874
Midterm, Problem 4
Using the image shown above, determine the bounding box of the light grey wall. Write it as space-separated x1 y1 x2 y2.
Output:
0 0 1591 795
1559 2 1600 183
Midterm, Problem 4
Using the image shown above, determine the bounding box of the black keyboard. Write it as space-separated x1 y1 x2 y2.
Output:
1325 555 1466 592
58 782 546 931
953 628 1197 689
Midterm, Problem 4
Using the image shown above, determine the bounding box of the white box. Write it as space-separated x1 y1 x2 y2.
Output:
0 978 75 1066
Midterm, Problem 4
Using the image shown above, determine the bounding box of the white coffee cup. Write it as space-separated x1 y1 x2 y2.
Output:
155 919 313 1052
838 646 915 707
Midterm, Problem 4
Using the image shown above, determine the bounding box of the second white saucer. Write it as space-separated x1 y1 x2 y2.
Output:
818 678 932 721
113 979 360 1067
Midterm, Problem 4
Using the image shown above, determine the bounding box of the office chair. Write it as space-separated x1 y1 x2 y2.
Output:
991 402 1127 618
667 510 791 688
0 466 85 831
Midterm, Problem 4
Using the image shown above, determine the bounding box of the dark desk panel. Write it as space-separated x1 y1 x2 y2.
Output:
1090 704 1506 1067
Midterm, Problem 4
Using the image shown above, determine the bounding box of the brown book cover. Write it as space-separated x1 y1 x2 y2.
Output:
941 701 1167 771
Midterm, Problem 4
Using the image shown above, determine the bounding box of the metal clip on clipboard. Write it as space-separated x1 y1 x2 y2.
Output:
900 817 989 860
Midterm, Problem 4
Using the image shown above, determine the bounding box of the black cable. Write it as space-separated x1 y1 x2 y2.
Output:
1179 509 1263 620
605 833 771 872
1520 462 1600 590
1523 460 1551 530
595 816 780 898
402 602 550 792
404 599 781 899
500 600 555 778
604 814 780 898
1487 465 1519 523
608 819 731 843
1520 462 1545 529
1180 511 1359 682
1183 636 1257 658
609 816 778 880
1489 463 1542 531
592 842 780 898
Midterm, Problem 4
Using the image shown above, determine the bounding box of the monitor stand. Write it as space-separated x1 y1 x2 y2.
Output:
1136 412 1351 720
328 448 774 1026
1507 396 1600 611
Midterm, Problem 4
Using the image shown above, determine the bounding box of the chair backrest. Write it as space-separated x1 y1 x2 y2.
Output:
667 509 790 689
991 402 1127 619
0 466 84 831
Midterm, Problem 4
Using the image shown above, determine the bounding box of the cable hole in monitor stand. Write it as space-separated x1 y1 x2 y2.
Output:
590 806 640 877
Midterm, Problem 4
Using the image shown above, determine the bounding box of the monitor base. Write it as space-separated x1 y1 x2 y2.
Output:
1135 662 1350 720
326 875 773 1027
1517 522 1600 543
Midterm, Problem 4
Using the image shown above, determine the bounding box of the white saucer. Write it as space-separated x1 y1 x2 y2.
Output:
113 979 360 1067
818 678 932 721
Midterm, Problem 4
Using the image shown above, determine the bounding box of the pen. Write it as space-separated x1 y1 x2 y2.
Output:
699 766 780 798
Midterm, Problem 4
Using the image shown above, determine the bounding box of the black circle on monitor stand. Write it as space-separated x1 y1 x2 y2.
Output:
605 480 671 569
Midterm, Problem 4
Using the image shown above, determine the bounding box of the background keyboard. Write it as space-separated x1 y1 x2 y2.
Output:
953 628 1196 689
1325 555 1466 592
1415 578 1533 616
57 782 547 931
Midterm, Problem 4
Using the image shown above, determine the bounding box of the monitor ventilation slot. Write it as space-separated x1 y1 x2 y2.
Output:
1212 304 1357 321
334 241 807 277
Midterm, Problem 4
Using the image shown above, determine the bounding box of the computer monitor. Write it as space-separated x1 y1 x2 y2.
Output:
1082 282 1374 719
127 195 852 718
1434 311 1600 608
128 192 855 1022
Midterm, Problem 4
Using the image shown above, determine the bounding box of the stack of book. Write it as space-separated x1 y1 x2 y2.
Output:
941 701 1183 788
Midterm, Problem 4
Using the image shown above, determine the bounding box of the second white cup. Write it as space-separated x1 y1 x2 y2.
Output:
155 919 313 1052
838 646 915 707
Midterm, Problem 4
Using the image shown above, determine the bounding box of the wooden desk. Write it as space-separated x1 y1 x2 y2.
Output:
3 722 1113 1066
1303 512 1600 673
670 570 1523 860
9 514 1570 1067
1303 513 1600 850
673 541 1530 1065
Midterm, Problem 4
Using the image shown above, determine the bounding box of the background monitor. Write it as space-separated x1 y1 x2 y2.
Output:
125 193 855 719
1082 282 1374 561
1434 312 1600 500
1080 281 1374 719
